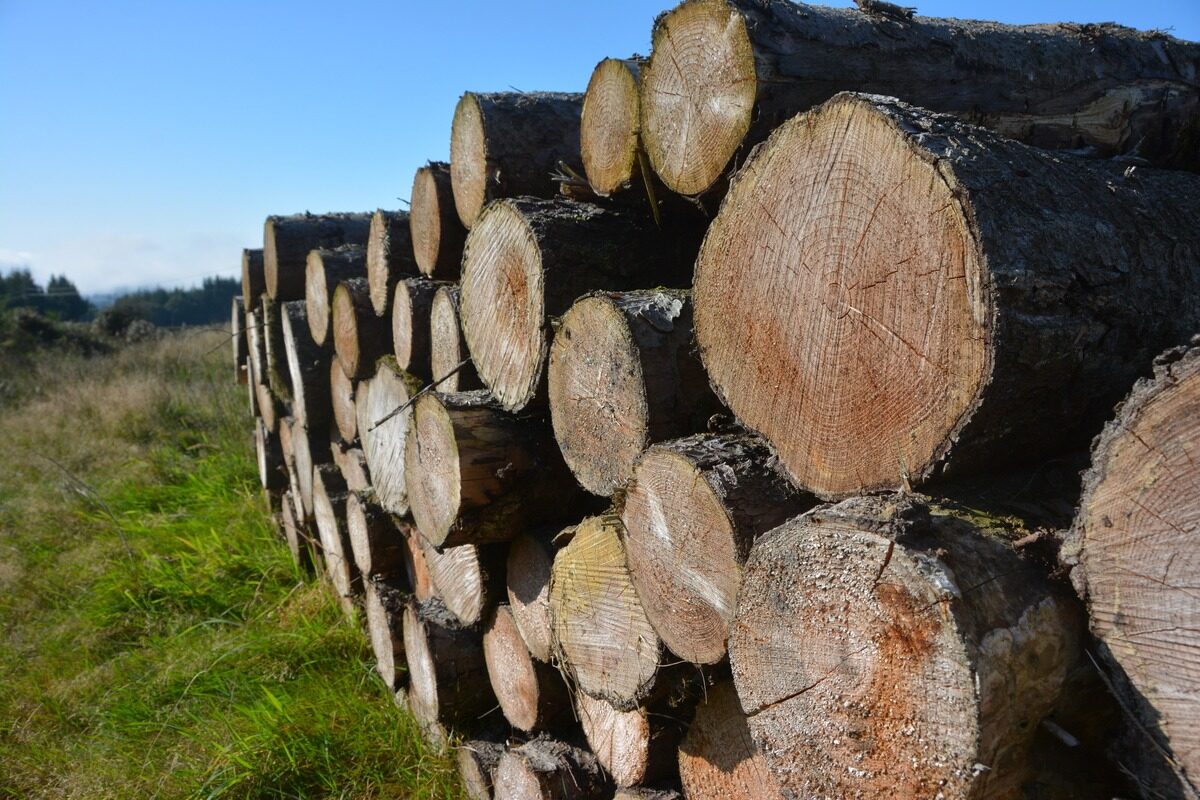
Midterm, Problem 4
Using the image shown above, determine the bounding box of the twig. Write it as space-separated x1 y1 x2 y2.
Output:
368 358 472 432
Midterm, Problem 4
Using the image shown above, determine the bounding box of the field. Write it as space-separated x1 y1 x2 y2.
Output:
0 329 463 798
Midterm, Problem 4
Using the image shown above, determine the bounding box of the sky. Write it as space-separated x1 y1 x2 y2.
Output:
1 1 1197 295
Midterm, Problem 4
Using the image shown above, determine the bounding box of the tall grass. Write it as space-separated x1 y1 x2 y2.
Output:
0 330 463 799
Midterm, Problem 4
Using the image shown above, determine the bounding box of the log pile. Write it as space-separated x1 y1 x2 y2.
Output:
231 3 1200 797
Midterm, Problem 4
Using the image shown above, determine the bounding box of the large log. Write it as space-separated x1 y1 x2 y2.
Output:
329 359 358 443
346 491 407 577
391 276 443 379
280 300 331 431
694 92 1200 500
259 296 292 402
550 513 663 711
1062 341 1200 799
677 682 782 800
449 91 584 229
312 463 359 612
581 57 644 197
241 247 266 310
492 738 611 800
640 0 1200 197
411 162 466 279
405 390 583 548
305 244 366 346
254 417 287 492
231 296 248 384
483 604 570 733
548 290 720 496
356 360 418 516
403 597 496 734
728 494 1082 799
421 538 505 628
620 433 811 664
458 739 506 800
263 212 372 301
429 285 482 393
364 572 409 693
505 528 558 663
366 209 418 317
460 197 697 411
332 277 392 381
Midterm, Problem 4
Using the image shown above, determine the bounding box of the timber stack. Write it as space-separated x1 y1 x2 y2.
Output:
231 1 1200 797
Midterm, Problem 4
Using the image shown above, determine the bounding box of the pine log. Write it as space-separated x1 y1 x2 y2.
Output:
279 416 300 500
581 57 644 197
430 285 482 392
356 359 418 516
694 92 1200 501
621 433 811 664
458 739 506 800
280 300 331 432
280 490 316 573
550 513 663 711
259 296 292 402
231 296 248 384
366 209 418 318
312 463 359 611
347 491 407 577
332 277 392 381
305 244 366 346
241 247 266 310
329 358 358 443
1062 342 1200 799
576 689 687 789
403 597 496 733
506 528 558 663
460 197 697 411
405 390 583 547
548 290 720 496
677 682 781 800
641 0 1200 197
289 421 330 522
411 162 466 280
337 445 371 493
728 494 1082 799
421 538 506 628
391 276 443 379
254 417 287 492
403 525 437 603
365 572 409 692
492 738 610 800
483 605 570 732
263 212 372 301
246 310 281 432
449 92 584 229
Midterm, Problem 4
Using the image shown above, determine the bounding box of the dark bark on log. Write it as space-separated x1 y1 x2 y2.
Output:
641 0 1200 197
458 739 506 800
677 682 782 800
312 463 359 613
613 790 682 800
263 212 372 301
493 737 611 800
391 276 444 379
728 494 1083 800
232 296 248 384
411 162 466 279
255 417 287 492
280 300 332 432
259 296 292 403
329 358 358 443
367 209 419 317
460 197 699 411
403 597 497 734
305 244 366 346
356 359 419 516
450 92 584 229
365 572 409 692
241 247 266 310
694 92 1200 500
483 604 571 733
421 538 506 628
333 277 392 381
347 491 407 577
582 57 645 197
430 285 483 393
506 527 559 663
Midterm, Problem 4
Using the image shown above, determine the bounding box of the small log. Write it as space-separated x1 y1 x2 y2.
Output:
576 690 684 789
231 296 248 384
337 445 371 493
246 309 280 431
332 277 392 381
548 290 719 496
613 790 681 800
305 243 366 346
493 738 611 800
430 285 482 392
694 92 1200 500
280 490 315 573
449 91 584 229
241 247 266 310
483 605 570 732
728 494 1082 799
263 212 372 301
329 358 358 443
505 528 557 663
677 682 781 800
347 491 407 577
255 417 287 492
581 57 644 197
356 359 418 516
259 296 292 402
403 525 437 603
367 209 418 317
405 390 583 547
403 597 496 733
364 572 409 692
458 739 506 800
422 538 506 628
288 420 329 521
391 276 444 379
411 162 466 279
280 300 331 431
312 463 359 611
550 513 663 711
460 197 696 411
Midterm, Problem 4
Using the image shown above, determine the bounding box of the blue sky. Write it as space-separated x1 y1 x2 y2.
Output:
1 1 1197 294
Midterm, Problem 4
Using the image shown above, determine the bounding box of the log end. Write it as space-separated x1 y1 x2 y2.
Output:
405 393 461 548
678 682 781 800
506 530 555 663
483 605 546 732
582 57 642 196
450 93 487 229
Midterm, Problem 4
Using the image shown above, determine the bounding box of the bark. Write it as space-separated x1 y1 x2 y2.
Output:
677 682 782 800
329 358 357 443
581 57 645 197
1061 341 1200 800
506 527 559 663
492 738 611 800
280 300 332 432
640 0 1200 197
458 739 506 800
405 390 585 548
430 285 483 393
241 247 266 310
305 244 366 346
403 597 497 734
548 290 721 496
259 296 292 403
450 91 584 229
263 212 372 301
460 197 699 411
347 491 408 577
333 277 392 381
694 92 1200 501
576 683 695 789
232 296 248 384
550 513 664 711
421 538 506 628
356 359 419 516
391 276 444 379
254 417 287 492
483 604 571 732
613 790 681 800
411 162 466 279
728 494 1083 799
365 572 410 692
367 209 418 318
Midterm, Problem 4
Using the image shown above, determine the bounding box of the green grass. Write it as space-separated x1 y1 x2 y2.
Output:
0 330 463 798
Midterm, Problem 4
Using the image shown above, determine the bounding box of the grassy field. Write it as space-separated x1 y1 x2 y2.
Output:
0 329 464 798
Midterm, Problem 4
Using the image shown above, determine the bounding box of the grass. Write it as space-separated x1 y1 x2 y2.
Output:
0 329 464 799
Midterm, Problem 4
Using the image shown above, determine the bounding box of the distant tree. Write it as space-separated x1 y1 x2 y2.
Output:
109 276 239 327
0 269 43 310
42 275 92 321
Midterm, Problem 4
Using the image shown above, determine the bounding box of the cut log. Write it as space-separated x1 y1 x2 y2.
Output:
411 162 466 280
391 276 443 379
280 490 315 573
263 212 372 301
231 296 248 384
347 491 407 577
332 277 392 381
365 572 409 692
460 197 696 411
1062 342 1200 799
550 513 662 711
493 738 610 800
337 445 371 493
405 390 583 548
259 296 292 402
694 92 1200 500
549 290 719 496
613 790 681 800
421 538 505 628
289 421 330 522
312 463 358 611
329 359 358 443
483 605 570 732
621 433 811 664
430 285 483 393
367 209 418 317
505 528 557 663
581 57 644 197
450 91 584 229
246 309 281 431
728 494 1082 799
458 739 506 800
280 300 331 431
356 359 418 516
255 417 287 492
403 597 496 733
305 244 366 346
677 682 781 800
576 690 685 789
403 526 437 603
641 0 1200 197
241 247 266 310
